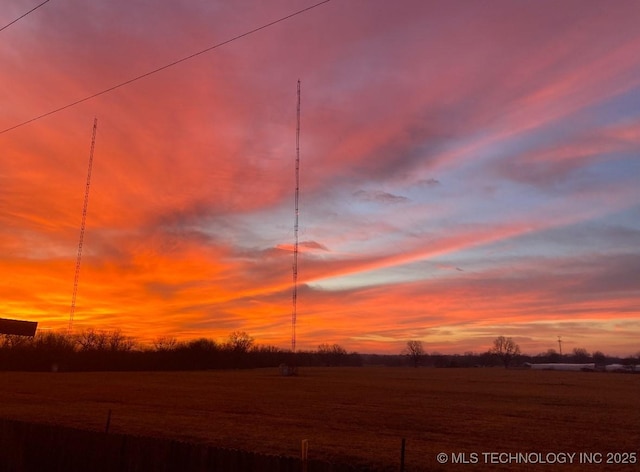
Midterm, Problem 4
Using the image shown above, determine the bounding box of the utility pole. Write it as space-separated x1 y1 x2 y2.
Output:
557 336 563 356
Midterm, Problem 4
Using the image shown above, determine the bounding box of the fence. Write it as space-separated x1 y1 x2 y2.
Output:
0 418 364 472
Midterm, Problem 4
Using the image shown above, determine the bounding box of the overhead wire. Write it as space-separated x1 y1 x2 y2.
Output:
0 0 51 33
0 0 332 135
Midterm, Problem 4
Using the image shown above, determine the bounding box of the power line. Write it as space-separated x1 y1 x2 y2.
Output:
0 0 51 33
0 0 331 135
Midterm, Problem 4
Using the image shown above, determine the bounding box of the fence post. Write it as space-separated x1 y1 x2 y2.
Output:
105 409 112 434
301 439 309 472
400 437 405 472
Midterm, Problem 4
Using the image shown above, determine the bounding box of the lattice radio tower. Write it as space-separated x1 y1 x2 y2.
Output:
292 80 301 352
68 118 97 332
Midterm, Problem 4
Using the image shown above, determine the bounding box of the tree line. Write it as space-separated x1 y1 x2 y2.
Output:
0 330 362 372
1 330 636 372
403 337 639 369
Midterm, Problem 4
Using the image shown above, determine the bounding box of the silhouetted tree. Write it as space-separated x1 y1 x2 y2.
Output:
547 348 561 363
33 331 75 352
1 327 368 371
226 331 254 353
405 340 425 368
536 349 561 363
106 330 136 352
179 338 219 369
152 336 178 352
572 347 590 363
592 350 606 365
490 336 521 368
0 334 31 349
75 329 109 351
317 343 348 366
74 329 136 352
185 338 217 352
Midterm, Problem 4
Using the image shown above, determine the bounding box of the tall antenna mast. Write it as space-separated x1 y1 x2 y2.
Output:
69 117 97 332
292 80 301 352
557 335 563 356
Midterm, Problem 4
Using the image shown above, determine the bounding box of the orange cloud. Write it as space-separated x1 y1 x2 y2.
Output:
1 1 639 356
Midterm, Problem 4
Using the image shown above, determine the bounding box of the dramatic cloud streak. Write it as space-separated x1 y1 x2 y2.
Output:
1 0 639 355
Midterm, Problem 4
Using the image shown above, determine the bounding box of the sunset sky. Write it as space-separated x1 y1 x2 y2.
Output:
1 0 639 355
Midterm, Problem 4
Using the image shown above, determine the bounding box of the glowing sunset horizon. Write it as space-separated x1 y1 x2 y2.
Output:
1 0 639 356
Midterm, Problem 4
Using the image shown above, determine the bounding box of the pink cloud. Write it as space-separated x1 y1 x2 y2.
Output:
1 1 639 354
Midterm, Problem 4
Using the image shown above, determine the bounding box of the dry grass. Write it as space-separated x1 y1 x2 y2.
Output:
0 367 638 471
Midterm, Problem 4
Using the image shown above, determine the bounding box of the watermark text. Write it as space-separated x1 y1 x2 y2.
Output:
435 452 637 466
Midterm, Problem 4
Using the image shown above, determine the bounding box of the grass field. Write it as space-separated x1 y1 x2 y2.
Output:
0 367 638 471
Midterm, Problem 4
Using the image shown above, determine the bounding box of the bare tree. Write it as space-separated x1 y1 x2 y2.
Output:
226 331 254 353
75 329 135 352
405 340 425 368
75 328 109 351
152 336 178 352
0 334 32 349
186 338 217 352
34 331 75 352
572 347 590 363
490 336 521 368
317 343 348 366
541 348 561 363
592 350 606 365
106 329 136 352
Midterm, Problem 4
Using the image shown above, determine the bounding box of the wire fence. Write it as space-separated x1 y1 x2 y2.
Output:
0 418 366 472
